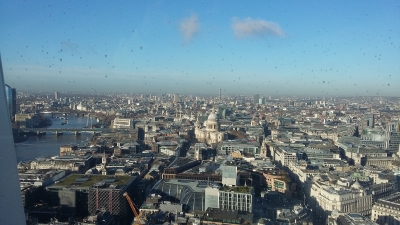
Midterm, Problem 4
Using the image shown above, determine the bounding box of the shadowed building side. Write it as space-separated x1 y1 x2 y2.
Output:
0 54 26 224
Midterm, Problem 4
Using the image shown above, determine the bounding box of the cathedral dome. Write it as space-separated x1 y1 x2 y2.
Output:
207 108 218 121
208 113 218 121
205 108 220 132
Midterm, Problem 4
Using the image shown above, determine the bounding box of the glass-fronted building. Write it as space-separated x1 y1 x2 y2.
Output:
4 84 12 120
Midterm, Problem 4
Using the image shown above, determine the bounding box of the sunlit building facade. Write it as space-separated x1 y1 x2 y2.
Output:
195 108 227 145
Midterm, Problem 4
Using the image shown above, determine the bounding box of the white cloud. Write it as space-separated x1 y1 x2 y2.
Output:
179 14 200 42
231 17 285 38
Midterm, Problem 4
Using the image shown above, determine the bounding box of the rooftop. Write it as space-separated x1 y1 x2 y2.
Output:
375 192 400 210
151 179 214 212
221 186 253 194
53 174 136 189
337 213 379 225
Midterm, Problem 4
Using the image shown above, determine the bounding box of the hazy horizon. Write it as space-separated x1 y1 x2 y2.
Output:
1 1 399 96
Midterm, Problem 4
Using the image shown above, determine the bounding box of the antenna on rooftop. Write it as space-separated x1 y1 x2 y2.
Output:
219 88 221 103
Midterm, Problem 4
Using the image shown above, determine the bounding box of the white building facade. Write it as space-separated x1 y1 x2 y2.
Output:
195 109 226 145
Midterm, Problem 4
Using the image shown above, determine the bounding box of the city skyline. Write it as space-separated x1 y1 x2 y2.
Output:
1 0 399 96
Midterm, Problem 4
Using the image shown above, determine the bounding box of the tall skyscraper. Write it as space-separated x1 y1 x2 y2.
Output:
0 54 26 224
253 94 260 104
55 91 59 100
219 88 221 103
173 93 179 102
259 97 265 104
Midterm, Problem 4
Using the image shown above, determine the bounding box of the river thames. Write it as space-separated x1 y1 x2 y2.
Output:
15 115 96 162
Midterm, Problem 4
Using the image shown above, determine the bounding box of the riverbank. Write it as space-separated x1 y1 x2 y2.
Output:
15 116 96 162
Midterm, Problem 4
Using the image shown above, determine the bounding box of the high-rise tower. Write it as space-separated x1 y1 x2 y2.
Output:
219 88 221 103
253 94 260 104
173 93 179 102
0 54 26 224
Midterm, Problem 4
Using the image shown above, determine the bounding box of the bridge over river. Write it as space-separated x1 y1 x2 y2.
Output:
21 127 127 135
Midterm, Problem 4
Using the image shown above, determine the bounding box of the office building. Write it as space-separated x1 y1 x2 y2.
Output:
258 97 265 104
329 213 378 225
112 118 134 129
387 121 400 154
205 185 254 213
202 207 255 225
371 192 400 224
226 186 254 213
55 91 59 100
253 94 260 104
173 93 179 102
263 169 294 197
221 161 238 186
271 146 298 167
304 176 372 219
151 179 209 212
364 114 375 128
48 174 140 221
219 141 261 158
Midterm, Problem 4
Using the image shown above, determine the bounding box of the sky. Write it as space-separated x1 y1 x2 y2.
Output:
0 0 399 96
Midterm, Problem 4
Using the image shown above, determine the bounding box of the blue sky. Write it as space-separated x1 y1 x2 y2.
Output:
1 0 399 96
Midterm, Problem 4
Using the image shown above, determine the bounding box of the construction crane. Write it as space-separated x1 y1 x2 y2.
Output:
123 192 142 225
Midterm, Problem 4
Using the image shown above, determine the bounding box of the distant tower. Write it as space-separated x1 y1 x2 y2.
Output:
55 91 59 100
258 97 265 104
4 84 13 121
219 88 222 103
11 88 16 119
253 94 260 104
173 93 179 102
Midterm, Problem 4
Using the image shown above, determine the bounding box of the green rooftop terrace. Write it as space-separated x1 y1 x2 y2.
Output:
55 174 134 188
221 186 253 194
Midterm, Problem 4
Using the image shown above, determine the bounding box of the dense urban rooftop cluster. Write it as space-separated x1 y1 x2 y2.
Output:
9 90 400 225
